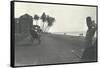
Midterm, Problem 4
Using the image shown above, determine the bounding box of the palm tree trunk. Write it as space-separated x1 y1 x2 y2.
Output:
36 20 38 25
46 27 50 32
44 26 48 32
42 22 45 32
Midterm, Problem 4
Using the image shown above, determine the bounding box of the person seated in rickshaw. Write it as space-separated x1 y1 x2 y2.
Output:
30 25 42 44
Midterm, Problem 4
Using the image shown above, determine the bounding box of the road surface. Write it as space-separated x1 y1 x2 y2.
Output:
15 33 85 66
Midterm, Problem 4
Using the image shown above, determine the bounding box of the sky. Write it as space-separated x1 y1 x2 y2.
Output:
15 2 97 33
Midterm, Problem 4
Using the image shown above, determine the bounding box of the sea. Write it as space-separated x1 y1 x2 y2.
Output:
51 31 96 37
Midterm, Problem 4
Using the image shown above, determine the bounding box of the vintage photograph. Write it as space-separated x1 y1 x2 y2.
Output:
12 1 97 67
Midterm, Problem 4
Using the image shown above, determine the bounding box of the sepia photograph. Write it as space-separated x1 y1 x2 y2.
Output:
11 1 98 67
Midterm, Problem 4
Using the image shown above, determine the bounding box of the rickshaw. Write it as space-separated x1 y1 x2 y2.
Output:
30 25 42 44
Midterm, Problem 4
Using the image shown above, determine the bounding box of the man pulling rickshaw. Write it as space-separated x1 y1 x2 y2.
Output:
30 25 42 44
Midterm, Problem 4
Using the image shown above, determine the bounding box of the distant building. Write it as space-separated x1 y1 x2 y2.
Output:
19 14 33 34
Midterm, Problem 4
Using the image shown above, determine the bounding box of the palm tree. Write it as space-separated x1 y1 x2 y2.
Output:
40 12 47 31
33 14 39 25
45 16 55 32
